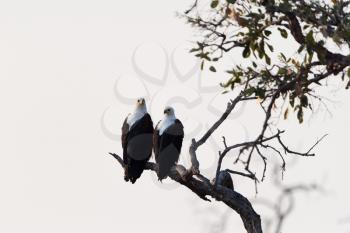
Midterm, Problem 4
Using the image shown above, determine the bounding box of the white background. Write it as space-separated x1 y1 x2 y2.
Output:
0 1 349 233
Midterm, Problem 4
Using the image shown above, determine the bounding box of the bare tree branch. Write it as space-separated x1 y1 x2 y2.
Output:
109 152 263 233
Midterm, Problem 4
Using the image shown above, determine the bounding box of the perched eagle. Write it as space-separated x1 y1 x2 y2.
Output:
121 98 154 183
153 107 184 181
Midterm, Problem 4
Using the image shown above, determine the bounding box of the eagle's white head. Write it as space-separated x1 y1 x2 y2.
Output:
157 106 176 135
163 106 175 117
127 98 147 128
158 106 176 135
135 97 147 112
136 97 146 107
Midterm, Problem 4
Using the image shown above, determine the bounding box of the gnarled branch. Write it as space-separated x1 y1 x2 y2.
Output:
109 152 263 233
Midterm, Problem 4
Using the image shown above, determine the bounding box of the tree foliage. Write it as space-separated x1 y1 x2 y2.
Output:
186 0 350 123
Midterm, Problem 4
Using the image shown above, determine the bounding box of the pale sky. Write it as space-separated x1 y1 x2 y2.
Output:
0 1 349 233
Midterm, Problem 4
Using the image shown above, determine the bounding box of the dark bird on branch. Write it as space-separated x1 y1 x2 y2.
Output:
212 171 234 190
153 107 184 181
121 98 154 183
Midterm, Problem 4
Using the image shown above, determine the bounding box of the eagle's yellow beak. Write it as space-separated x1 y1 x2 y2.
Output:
138 99 145 105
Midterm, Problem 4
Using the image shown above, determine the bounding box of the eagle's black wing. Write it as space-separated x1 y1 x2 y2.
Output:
153 121 161 162
121 116 130 164
121 113 154 183
157 119 184 181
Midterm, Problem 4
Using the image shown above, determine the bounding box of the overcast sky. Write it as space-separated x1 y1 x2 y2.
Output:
0 1 349 233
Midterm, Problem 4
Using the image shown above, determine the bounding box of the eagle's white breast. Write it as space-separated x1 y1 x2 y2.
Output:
157 116 176 136
127 106 147 129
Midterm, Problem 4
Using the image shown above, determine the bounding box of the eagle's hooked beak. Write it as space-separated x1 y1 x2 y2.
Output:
138 98 145 105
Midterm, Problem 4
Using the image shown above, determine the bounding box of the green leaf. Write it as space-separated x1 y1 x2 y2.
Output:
209 66 217 72
300 95 308 107
258 47 264 59
265 55 271 65
280 53 287 61
264 30 272 36
303 24 310 30
242 45 251 58
189 48 200 53
278 28 288 38
267 43 274 52
284 108 289 120
198 52 211 61
226 0 236 3
346 80 350 89
305 31 315 45
290 96 295 108
211 0 219 8
259 39 265 53
307 51 314 63
244 87 255 96
317 50 326 63
297 44 305 53
255 88 266 99
297 107 304 124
